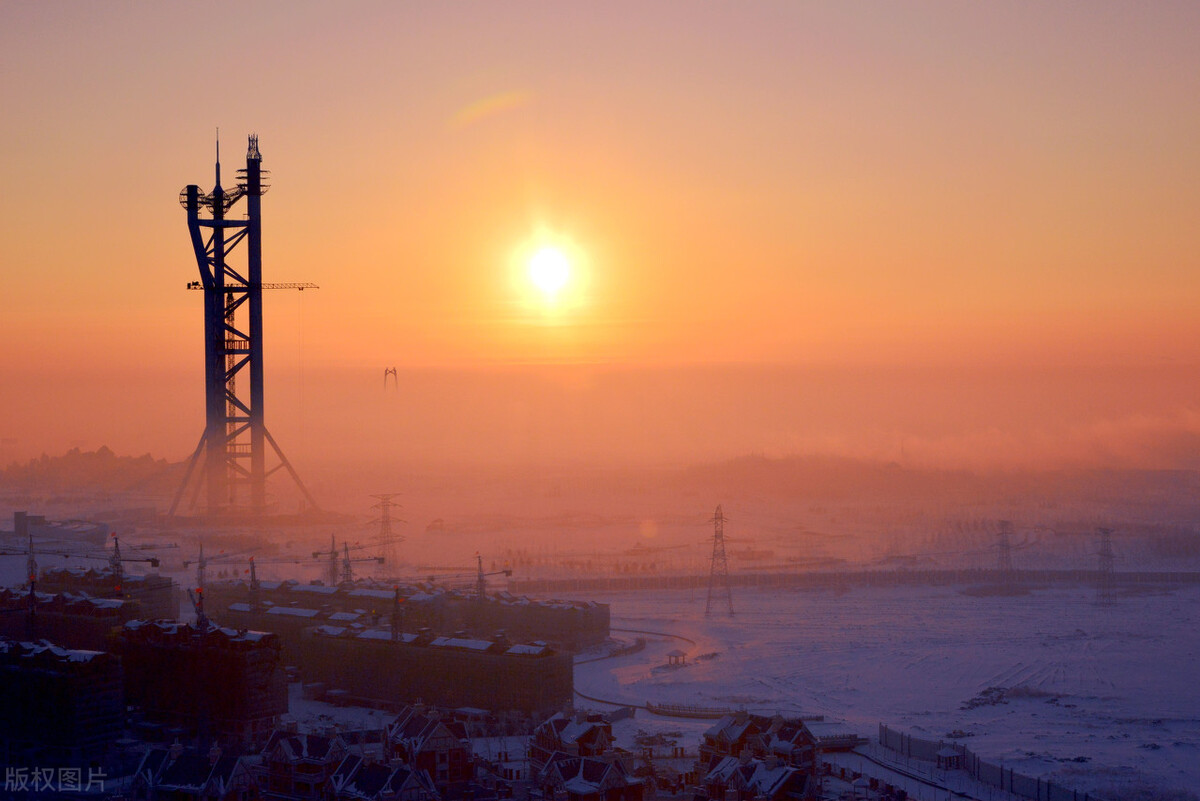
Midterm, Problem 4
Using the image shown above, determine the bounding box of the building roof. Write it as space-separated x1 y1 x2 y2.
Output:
542 751 639 794
331 754 438 800
347 588 395 600
264 730 344 762
120 619 280 648
703 713 760 744
430 636 496 651
266 606 321 618
388 705 469 755
803 720 859 742
0 637 109 666
535 713 612 754
156 752 242 794
705 756 805 798
291 584 340 595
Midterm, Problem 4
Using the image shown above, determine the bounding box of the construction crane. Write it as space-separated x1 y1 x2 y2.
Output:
186 281 319 291
421 555 512 605
186 587 210 631
183 543 258 593
210 555 310 611
312 535 384 585
0 535 160 598
182 543 309 593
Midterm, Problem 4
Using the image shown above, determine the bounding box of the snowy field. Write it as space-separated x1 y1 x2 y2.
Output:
573 582 1200 799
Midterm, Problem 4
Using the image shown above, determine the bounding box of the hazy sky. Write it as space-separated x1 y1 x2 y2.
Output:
3 2 1200 468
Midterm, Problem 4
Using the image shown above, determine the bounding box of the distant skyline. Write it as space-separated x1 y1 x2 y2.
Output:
3 3 1200 468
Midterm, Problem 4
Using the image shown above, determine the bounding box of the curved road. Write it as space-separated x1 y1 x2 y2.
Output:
573 625 698 712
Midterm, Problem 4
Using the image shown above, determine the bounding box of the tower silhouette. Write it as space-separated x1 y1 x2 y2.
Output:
706 505 733 617
370 493 404 568
996 519 1015 586
170 135 316 517
1096 527 1116 605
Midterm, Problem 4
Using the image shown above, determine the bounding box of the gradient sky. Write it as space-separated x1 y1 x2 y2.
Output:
3 2 1200 468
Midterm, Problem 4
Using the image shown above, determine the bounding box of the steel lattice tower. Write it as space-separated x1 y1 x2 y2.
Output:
1096 527 1116 605
706 504 733 617
996 519 1015 580
370 494 404 568
170 135 317 517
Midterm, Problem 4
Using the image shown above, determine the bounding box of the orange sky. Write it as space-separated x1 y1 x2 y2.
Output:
3 3 1200 468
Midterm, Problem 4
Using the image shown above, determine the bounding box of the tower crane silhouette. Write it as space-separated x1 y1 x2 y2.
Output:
312 535 384 585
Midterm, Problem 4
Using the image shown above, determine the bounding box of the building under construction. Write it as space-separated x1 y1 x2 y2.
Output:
0 588 144 651
115 619 287 750
296 624 573 719
37 566 178 620
212 584 577 718
206 577 609 651
0 638 123 768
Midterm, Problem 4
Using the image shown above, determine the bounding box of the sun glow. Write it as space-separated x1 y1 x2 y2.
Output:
528 246 571 297
510 229 591 317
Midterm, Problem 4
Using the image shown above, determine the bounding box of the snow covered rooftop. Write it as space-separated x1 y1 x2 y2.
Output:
266 606 320 618
431 636 494 651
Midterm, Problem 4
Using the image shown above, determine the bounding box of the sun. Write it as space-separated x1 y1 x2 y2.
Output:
509 228 590 317
528 246 570 297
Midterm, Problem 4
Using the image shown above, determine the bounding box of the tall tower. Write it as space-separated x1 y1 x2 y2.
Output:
996 520 1015 581
170 135 317 517
706 504 733 617
370 494 403 568
1096 527 1116 605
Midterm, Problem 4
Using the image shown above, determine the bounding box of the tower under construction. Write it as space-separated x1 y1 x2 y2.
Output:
170 135 317 518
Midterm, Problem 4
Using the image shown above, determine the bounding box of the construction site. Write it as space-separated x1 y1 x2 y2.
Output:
1 134 1196 801
115 619 289 749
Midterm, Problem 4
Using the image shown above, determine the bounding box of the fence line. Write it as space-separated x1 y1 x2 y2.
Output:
878 724 1101 801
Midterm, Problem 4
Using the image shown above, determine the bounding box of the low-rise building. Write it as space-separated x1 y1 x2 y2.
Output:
700 755 811 801
537 752 643 801
258 731 352 800
386 706 474 789
328 753 440 801
131 745 254 801
699 712 766 762
700 712 824 770
530 712 615 771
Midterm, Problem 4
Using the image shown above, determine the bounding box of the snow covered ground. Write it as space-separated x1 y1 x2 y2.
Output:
572 582 1200 799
